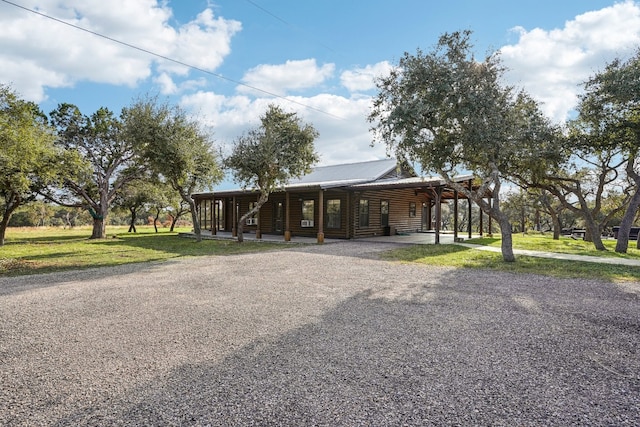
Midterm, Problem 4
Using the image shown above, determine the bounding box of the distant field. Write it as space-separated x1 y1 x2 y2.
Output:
0 226 288 276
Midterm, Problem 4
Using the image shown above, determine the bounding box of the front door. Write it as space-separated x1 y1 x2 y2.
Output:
274 201 284 234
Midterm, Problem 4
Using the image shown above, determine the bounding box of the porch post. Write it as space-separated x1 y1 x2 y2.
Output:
453 190 459 241
468 179 472 239
232 196 237 237
284 192 291 241
435 186 442 244
488 197 493 236
212 196 216 235
317 189 325 244
255 195 262 239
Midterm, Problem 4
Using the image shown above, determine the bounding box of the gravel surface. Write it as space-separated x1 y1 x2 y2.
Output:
1 241 639 426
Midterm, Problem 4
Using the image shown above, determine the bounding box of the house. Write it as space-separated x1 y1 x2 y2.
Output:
191 158 487 243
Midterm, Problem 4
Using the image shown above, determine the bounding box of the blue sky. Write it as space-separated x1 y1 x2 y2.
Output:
2 0 640 189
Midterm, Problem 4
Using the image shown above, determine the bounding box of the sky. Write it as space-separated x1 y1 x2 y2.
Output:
2 0 640 190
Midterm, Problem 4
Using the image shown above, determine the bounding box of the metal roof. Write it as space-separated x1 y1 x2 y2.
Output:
191 159 480 199
286 158 400 188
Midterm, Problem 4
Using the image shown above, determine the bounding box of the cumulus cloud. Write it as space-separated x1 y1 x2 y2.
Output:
238 59 335 96
500 0 640 122
0 0 240 102
180 91 385 167
340 61 394 92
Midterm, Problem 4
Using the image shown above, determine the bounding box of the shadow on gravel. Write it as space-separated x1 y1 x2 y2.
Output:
52 271 640 426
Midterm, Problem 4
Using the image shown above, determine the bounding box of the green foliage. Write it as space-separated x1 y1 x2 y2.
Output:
123 96 223 241
224 104 319 242
368 31 562 261
47 103 146 238
225 104 319 192
0 84 61 244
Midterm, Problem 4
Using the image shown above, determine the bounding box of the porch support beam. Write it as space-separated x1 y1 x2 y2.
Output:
317 189 325 244
468 179 472 239
435 186 442 244
232 196 237 237
453 190 459 241
284 192 291 241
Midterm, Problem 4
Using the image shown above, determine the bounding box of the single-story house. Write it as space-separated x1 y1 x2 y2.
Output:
191 158 490 243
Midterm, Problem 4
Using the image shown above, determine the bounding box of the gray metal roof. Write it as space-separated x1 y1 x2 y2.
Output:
287 158 399 189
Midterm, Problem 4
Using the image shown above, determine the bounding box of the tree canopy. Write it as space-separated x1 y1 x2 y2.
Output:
46 103 145 239
0 84 60 245
123 97 223 242
224 104 319 242
369 31 560 261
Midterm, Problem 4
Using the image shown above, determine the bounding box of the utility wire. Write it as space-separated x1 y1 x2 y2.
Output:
0 0 345 120
242 0 339 55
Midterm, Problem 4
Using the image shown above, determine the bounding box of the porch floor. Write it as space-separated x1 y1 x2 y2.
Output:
193 230 482 245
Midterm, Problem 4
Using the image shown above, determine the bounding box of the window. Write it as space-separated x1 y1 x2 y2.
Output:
409 202 416 217
302 200 314 227
380 200 389 227
359 199 369 227
326 199 341 229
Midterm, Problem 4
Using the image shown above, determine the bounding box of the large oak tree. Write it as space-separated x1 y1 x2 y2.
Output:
369 31 560 262
47 104 144 239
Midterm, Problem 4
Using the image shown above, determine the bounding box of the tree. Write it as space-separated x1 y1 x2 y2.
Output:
113 179 155 233
47 104 145 239
123 97 223 242
576 51 640 252
369 31 560 262
224 104 319 243
0 85 60 245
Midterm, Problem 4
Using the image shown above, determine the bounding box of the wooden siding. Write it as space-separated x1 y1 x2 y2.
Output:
202 187 426 239
353 189 424 238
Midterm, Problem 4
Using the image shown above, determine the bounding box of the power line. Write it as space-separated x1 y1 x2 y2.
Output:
0 0 346 120
242 0 339 55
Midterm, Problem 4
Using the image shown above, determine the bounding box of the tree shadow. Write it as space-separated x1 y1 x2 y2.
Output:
47 271 640 426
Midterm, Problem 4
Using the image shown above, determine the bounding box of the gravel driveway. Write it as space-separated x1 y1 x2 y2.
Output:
1 241 639 426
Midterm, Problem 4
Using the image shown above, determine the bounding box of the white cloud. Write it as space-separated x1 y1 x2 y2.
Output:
340 61 394 92
238 59 335 96
500 0 640 122
0 1 240 102
180 90 386 167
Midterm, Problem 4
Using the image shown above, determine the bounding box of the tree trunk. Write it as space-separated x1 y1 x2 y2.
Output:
497 214 515 262
186 198 202 242
153 208 160 233
615 187 640 253
549 209 561 240
170 215 177 232
0 212 10 246
236 221 244 243
0 200 20 246
583 216 605 251
90 218 106 239
128 207 137 233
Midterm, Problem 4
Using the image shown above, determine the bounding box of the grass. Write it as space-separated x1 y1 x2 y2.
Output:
467 233 640 259
0 226 291 277
3 228 640 283
382 233 640 283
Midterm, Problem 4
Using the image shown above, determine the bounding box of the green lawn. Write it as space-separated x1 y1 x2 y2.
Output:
383 233 640 283
3 228 640 283
0 226 290 277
